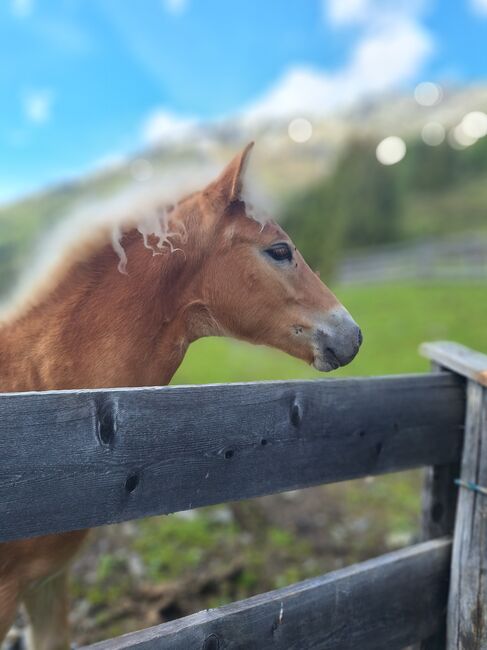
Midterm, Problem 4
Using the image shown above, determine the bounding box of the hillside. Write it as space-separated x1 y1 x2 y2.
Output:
1 85 487 296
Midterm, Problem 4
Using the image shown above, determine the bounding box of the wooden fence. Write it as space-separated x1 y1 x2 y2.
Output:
1 341 486 649
338 235 487 284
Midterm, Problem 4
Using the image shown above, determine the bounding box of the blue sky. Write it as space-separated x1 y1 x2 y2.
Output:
1 0 487 203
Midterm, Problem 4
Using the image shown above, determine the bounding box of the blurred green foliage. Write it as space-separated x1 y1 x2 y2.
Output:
284 140 401 276
134 514 239 582
282 135 487 277
133 510 313 594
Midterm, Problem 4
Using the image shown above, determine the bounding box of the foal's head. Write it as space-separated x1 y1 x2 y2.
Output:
181 143 361 371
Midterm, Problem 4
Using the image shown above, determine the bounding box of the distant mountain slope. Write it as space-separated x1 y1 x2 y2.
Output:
1 85 487 297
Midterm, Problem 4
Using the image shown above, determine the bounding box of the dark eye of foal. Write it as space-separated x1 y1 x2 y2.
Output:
265 243 293 263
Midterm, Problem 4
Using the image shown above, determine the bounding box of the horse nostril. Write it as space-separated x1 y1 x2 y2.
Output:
358 328 363 346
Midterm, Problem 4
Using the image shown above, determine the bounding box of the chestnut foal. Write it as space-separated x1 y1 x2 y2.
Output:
0 143 361 649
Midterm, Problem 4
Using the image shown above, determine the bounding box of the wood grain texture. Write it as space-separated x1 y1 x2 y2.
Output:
421 463 459 541
0 373 465 542
420 361 460 541
447 381 487 649
419 464 458 650
419 362 460 650
420 341 487 387
81 538 452 650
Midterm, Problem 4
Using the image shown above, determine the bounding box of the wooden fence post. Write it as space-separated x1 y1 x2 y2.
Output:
421 361 460 541
446 379 487 648
420 342 487 650
419 362 460 650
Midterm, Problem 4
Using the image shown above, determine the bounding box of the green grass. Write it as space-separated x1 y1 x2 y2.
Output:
134 513 239 583
172 281 487 384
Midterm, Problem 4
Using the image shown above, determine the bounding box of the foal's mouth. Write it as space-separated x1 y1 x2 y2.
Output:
312 347 355 372
322 347 341 370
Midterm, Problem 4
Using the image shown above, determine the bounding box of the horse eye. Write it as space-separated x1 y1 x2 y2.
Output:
267 244 292 262
265 243 292 262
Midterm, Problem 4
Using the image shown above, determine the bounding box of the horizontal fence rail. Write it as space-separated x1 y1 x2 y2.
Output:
338 235 487 284
0 373 465 542
82 538 452 650
421 340 487 387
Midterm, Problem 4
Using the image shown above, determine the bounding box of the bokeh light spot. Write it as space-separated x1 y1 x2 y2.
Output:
461 111 487 139
421 122 445 146
414 82 442 107
449 124 478 149
130 158 153 182
376 136 406 165
288 118 313 143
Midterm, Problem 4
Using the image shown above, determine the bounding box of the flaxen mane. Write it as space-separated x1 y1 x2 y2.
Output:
1 164 270 326
0 186 194 325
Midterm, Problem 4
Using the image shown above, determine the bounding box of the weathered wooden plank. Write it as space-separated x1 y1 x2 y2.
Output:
446 381 487 649
82 538 452 650
420 341 487 387
0 373 464 542
419 362 460 650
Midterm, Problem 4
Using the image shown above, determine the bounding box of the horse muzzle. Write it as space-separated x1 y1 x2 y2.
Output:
312 307 362 372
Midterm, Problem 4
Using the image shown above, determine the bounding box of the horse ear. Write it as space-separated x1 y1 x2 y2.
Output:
207 142 254 206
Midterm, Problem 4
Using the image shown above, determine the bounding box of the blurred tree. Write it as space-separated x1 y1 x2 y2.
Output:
282 139 402 278
334 140 401 248
461 135 487 176
283 130 487 278
281 178 342 279
403 141 458 191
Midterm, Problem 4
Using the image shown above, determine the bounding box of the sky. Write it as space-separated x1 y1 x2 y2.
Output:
1 0 487 203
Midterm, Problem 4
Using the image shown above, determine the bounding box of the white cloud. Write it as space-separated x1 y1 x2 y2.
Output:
162 0 188 15
141 109 196 145
245 2 433 122
136 0 432 141
471 0 487 14
325 0 426 26
326 0 371 26
346 17 432 94
244 68 335 121
22 90 54 125
11 0 33 18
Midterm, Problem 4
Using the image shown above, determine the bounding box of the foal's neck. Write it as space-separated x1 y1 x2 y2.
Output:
0 229 203 392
